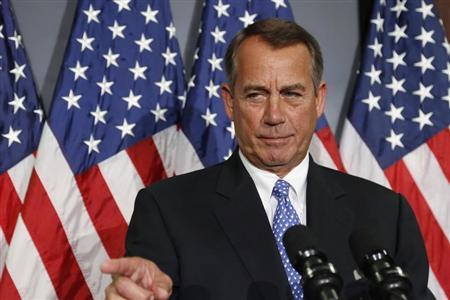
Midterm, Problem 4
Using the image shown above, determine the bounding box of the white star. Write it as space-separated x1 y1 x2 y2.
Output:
165 22 176 39
113 0 131 12
224 149 233 160
178 92 187 108
414 27 435 47
141 5 158 24
69 61 88 80
188 75 196 90
380 0 386 5
9 62 26 83
128 61 147 80
415 1 434 19
34 108 44 122
443 62 450 81
193 48 200 61
443 38 450 55
162 47 177 66
0 25 4 39
96 76 114 95
361 91 381 111
103 49 120 68
412 82 433 102
388 24 407 43
442 88 450 109
384 104 404 123
151 103 168 122
122 90 142 110
155 75 173 95
116 119 135 138
210 26 226 44
62 89 82 109
8 31 22 49
83 4 101 24
77 32 95 51
371 12 384 32
390 0 408 18
386 76 406 96
83 134 101 154
135 34 153 52
205 80 220 98
386 50 406 70
271 0 287 9
90 105 107 125
413 109 433 130
208 53 223 72
239 11 257 28
226 121 235 139
201 108 218 127
364 65 382 84
108 21 126 39
8 93 26 114
386 129 404 150
2 126 22 147
214 0 230 18
413 54 435 74
368 38 383 58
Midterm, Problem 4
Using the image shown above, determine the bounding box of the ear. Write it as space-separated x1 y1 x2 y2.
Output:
315 81 327 117
221 83 234 121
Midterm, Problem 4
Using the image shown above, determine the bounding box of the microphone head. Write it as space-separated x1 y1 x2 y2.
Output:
283 224 319 266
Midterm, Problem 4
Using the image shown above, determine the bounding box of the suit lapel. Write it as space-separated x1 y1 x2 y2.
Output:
213 151 290 298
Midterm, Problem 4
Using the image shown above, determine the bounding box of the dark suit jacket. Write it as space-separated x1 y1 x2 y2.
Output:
126 152 434 299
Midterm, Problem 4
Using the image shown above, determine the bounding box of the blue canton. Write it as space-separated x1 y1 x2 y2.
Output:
272 179 303 299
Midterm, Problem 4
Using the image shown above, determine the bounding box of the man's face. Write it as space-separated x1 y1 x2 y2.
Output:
222 36 326 177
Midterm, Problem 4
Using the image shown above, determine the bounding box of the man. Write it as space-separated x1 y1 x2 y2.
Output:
102 19 434 299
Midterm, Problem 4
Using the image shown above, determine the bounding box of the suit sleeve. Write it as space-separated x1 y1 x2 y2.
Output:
125 188 180 289
395 194 435 300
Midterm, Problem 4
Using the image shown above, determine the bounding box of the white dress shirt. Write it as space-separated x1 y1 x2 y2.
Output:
239 150 309 227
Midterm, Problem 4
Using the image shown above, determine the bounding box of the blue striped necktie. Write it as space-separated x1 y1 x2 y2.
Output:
272 179 303 299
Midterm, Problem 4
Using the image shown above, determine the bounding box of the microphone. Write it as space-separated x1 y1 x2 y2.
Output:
349 228 412 300
283 225 343 300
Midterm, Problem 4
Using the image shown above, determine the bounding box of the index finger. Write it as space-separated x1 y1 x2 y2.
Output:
101 257 145 277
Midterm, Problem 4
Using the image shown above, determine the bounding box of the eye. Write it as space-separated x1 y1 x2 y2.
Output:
245 92 266 102
282 91 303 100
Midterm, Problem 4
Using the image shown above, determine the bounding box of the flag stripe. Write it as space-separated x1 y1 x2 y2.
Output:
21 171 91 299
428 267 447 300
310 135 337 170
1 217 56 299
384 161 450 297
75 166 127 259
0 269 20 300
7 155 35 202
0 230 8 277
314 126 346 172
0 173 21 243
175 130 204 175
34 126 110 299
126 136 167 187
152 125 179 178
98 151 145 224
403 141 450 240
426 128 450 182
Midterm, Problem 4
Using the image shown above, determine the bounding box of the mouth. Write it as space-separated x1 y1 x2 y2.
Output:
259 135 293 145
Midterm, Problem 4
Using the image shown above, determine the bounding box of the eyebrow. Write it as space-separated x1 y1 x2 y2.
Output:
242 83 307 93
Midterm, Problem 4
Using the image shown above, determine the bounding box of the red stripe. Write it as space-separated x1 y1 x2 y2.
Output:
384 161 450 297
315 127 346 172
426 128 450 182
20 170 92 299
0 268 21 299
75 165 127 258
0 172 22 243
126 136 167 187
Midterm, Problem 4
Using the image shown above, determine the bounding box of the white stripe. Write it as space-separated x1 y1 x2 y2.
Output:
99 150 144 224
174 130 204 175
153 125 179 177
309 134 337 170
35 125 110 299
7 154 35 202
403 143 450 241
0 229 7 277
428 268 448 300
6 216 57 299
340 120 391 188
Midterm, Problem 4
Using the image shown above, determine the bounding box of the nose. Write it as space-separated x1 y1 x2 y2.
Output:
263 96 285 126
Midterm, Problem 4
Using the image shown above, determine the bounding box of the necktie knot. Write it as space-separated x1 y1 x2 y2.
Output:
272 179 290 200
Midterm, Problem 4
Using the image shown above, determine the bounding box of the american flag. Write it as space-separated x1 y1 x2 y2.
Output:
340 0 450 298
0 0 185 298
0 0 43 288
177 0 345 174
